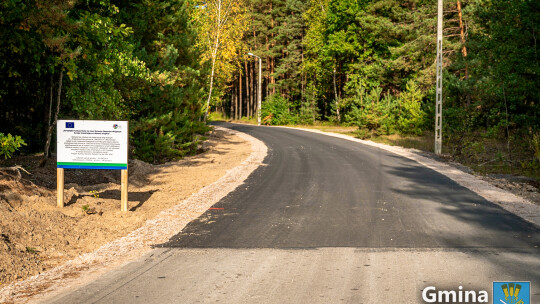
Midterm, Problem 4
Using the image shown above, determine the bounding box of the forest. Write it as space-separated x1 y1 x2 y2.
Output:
1 0 539 176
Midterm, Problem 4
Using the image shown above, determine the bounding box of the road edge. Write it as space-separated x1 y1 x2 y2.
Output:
0 126 268 304
276 126 540 227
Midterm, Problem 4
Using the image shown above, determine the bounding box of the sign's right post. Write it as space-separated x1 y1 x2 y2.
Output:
121 169 128 212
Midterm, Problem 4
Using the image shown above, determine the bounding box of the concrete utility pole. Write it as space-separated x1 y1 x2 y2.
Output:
435 0 443 155
248 53 262 126
333 68 340 122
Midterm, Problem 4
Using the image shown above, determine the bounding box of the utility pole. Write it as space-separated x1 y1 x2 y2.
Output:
333 68 340 122
435 0 443 155
248 53 262 126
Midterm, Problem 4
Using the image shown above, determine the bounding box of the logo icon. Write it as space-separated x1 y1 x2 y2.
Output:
66 122 74 128
493 282 530 304
113 124 119 129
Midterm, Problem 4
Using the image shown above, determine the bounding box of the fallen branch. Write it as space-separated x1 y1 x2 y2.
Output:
0 165 31 181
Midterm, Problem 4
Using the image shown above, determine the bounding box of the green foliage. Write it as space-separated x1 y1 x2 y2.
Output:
261 94 298 125
523 132 540 171
345 86 388 133
344 80 425 136
396 81 425 135
1 0 538 172
89 190 100 199
0 0 76 150
461 140 486 162
0 0 210 164
131 112 210 163
208 111 229 122
353 128 372 140
81 204 97 215
464 0 540 133
0 133 26 159
118 0 209 163
532 133 540 164
67 4 149 119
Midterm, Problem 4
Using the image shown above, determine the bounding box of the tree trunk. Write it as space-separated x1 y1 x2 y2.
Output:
265 34 270 97
204 54 217 122
457 0 467 58
252 62 256 116
312 84 316 122
239 69 243 119
203 0 224 122
235 74 239 120
270 3 275 95
270 57 275 95
40 69 63 167
45 74 53 157
457 0 471 107
230 86 234 119
301 33 305 106
251 61 255 117
252 27 257 117
245 60 250 118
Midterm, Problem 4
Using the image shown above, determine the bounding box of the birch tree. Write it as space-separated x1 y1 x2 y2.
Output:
193 0 248 122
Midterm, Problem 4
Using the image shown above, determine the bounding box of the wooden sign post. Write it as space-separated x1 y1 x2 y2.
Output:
121 168 128 212
57 120 129 211
57 168 64 208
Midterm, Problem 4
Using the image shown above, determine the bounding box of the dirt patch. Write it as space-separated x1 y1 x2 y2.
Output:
0 128 251 287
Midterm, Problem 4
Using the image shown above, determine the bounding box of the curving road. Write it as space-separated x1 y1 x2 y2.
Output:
48 123 540 303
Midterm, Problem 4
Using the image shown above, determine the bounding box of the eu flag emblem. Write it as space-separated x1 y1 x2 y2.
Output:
66 122 75 128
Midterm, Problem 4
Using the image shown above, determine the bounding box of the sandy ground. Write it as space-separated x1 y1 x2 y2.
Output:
0 127 264 303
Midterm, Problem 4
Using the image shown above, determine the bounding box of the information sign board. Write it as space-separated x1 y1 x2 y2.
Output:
57 120 128 170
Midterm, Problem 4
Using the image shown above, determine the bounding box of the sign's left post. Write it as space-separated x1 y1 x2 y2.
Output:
57 168 64 207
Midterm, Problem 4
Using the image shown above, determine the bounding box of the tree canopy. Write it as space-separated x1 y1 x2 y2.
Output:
1 0 538 170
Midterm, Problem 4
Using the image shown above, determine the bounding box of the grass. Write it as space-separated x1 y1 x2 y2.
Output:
366 131 539 180
284 122 358 135
208 112 258 125
207 111 229 122
369 132 435 152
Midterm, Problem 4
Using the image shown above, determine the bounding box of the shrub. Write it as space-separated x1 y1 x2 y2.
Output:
0 133 26 159
261 94 298 125
345 87 398 135
131 112 210 164
396 80 426 135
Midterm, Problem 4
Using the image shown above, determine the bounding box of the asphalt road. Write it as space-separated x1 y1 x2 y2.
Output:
48 123 540 303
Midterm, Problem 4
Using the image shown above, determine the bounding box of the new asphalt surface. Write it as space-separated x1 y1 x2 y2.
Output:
47 123 540 303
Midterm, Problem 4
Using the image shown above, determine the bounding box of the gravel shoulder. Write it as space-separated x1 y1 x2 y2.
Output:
0 126 267 304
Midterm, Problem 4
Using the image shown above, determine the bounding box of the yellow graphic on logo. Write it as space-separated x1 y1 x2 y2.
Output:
500 283 524 304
